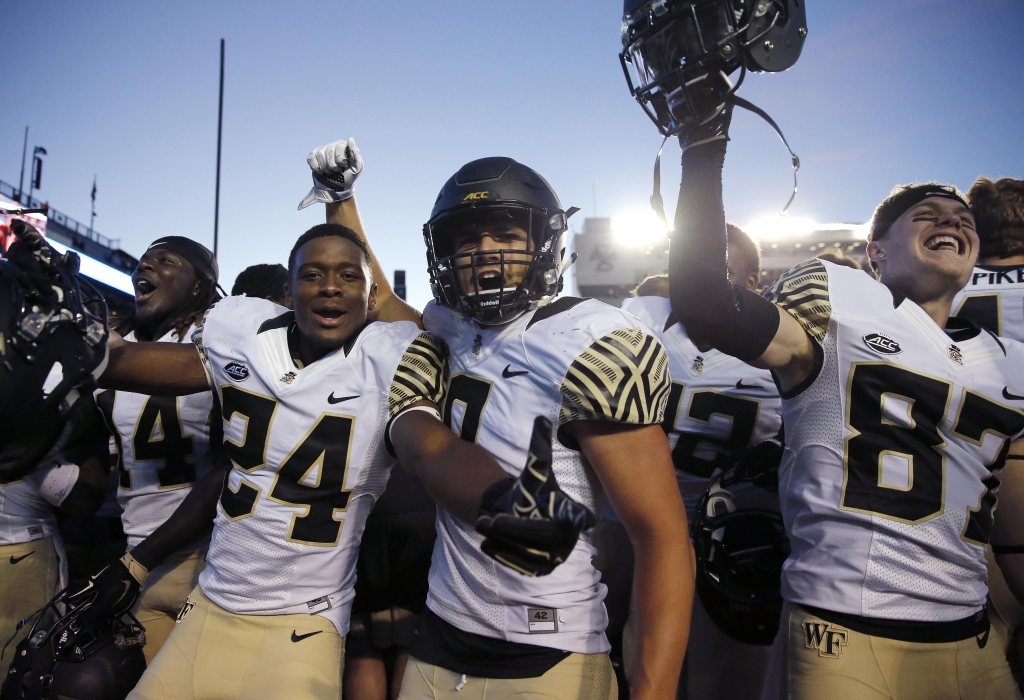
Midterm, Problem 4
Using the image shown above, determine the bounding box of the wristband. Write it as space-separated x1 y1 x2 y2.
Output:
121 551 151 586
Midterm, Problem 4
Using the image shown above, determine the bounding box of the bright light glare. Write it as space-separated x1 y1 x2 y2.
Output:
46 239 135 295
612 209 669 246
743 215 869 241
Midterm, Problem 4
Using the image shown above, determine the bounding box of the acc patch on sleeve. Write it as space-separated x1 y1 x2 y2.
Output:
560 327 670 426
388 332 448 417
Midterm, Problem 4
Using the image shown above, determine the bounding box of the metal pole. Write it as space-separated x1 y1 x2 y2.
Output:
90 174 97 234
17 127 28 202
213 38 225 257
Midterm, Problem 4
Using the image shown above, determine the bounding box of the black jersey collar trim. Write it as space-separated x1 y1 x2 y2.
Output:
944 316 983 342
257 311 295 334
525 296 587 331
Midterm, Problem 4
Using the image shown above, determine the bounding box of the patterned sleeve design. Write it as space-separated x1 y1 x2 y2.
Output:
190 306 216 383
763 258 832 346
388 332 448 418
560 327 670 426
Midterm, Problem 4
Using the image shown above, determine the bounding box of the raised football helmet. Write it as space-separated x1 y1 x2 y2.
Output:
620 0 807 137
0 219 109 483
0 585 146 700
423 157 579 326
691 440 790 645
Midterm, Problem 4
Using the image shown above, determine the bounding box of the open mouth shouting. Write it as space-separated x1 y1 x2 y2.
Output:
310 303 347 328
133 275 158 304
474 268 506 294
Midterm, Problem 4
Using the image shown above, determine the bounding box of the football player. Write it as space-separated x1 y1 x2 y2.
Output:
84 208 584 698
950 176 1024 674
952 177 1024 338
668 106 1024 699
90 236 223 663
1 452 108 651
616 225 783 700
231 263 289 305
307 139 694 700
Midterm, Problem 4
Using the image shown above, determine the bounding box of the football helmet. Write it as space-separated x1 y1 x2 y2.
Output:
423 157 579 326
691 440 790 645
0 219 109 483
0 585 146 700
620 0 807 137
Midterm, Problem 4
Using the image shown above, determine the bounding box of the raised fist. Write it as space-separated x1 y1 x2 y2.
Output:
297 137 364 210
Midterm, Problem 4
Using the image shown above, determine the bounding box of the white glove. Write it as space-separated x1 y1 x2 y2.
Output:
297 137 364 210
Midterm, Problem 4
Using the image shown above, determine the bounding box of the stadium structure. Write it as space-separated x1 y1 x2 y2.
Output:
1 178 136 313
572 215 868 306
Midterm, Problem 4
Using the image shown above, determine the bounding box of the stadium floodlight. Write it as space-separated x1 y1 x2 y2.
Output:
744 215 869 242
612 208 669 247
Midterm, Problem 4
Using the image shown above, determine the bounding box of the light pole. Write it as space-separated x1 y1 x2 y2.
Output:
26 147 47 205
17 127 28 203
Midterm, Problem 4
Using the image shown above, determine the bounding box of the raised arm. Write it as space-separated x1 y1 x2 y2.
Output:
299 137 422 326
99 335 209 395
668 113 816 392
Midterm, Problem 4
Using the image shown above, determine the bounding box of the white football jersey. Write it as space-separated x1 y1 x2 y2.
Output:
621 296 783 514
951 263 1024 342
193 296 446 636
765 259 1024 622
422 297 670 654
0 459 79 545
95 328 218 549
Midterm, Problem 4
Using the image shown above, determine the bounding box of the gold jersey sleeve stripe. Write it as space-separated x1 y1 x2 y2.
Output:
388 332 448 417
764 258 832 345
560 327 671 426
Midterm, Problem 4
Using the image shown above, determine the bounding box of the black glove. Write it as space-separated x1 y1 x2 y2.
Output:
66 553 148 620
4 219 58 298
475 417 596 576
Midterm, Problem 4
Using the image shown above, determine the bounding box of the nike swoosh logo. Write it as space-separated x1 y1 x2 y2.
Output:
502 365 529 379
291 630 323 642
327 393 360 404
736 380 761 390
1003 387 1024 401
9 552 34 565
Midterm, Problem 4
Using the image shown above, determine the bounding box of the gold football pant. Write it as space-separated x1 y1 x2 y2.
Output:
131 548 206 663
128 586 345 700
398 653 617 700
0 537 63 648
759 602 1023 700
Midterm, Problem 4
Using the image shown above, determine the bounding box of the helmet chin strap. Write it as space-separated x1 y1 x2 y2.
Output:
650 95 802 230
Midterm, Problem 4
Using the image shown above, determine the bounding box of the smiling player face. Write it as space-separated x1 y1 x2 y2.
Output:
870 196 979 300
287 236 377 362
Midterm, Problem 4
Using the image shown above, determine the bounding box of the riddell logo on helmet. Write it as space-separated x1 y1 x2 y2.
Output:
463 191 490 201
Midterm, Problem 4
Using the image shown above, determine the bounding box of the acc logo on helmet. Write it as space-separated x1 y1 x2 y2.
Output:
462 191 490 201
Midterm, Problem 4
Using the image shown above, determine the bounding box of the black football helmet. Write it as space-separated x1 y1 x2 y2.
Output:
0 219 108 483
423 158 579 326
620 0 807 137
691 440 790 645
0 585 146 700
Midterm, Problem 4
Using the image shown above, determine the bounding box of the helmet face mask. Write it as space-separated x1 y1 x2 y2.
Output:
691 441 790 645
424 158 573 326
620 0 807 136
1 585 146 700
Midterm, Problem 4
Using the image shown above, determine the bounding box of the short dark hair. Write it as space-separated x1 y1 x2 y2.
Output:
632 274 669 298
967 177 1024 259
816 251 862 270
287 224 373 275
232 263 288 299
727 223 760 277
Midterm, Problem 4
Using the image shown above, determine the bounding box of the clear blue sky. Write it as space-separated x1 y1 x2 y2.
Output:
3 0 1022 309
